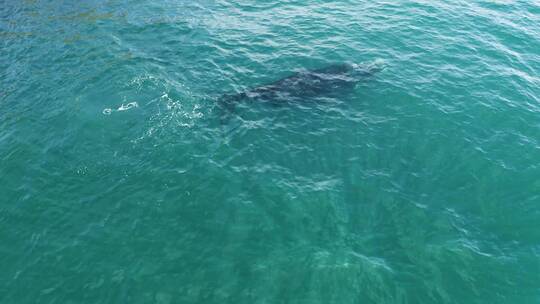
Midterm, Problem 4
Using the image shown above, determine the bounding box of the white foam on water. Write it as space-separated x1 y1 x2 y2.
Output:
117 102 138 111
102 102 139 115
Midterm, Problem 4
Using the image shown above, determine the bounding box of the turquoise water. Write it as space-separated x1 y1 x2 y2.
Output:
1 0 540 303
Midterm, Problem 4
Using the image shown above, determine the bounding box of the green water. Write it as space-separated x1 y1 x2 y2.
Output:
1 1 540 303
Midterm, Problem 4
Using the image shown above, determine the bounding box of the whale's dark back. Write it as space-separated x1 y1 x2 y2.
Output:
217 62 381 110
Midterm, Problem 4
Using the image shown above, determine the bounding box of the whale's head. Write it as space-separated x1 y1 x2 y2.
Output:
350 59 386 78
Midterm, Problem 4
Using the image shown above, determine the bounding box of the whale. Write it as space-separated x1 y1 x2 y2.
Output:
217 61 384 110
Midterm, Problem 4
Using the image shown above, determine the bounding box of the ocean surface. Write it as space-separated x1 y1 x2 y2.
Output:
1 1 539 303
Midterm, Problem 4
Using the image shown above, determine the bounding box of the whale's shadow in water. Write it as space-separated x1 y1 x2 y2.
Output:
216 61 385 119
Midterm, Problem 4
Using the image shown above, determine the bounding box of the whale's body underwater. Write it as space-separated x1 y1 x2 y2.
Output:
218 61 384 110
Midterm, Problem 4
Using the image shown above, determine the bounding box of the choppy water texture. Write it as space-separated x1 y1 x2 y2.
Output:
1 1 540 303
